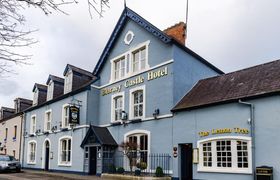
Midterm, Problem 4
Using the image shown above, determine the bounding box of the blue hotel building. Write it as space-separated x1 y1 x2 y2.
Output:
21 7 280 180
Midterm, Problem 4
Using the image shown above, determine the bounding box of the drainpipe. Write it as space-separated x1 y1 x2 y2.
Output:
238 100 255 180
21 113 26 168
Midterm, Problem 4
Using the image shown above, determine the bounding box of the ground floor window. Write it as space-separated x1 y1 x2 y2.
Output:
198 136 252 173
28 141 36 164
126 131 149 166
59 136 72 166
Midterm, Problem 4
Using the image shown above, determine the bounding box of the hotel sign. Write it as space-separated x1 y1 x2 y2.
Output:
198 127 249 137
101 66 168 96
69 106 80 124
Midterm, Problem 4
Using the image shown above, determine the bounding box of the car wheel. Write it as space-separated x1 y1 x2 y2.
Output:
16 168 21 173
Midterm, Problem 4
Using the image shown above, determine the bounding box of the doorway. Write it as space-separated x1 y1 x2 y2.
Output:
44 141 50 171
89 147 97 175
180 143 193 180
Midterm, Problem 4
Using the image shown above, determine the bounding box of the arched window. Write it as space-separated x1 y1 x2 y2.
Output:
28 141 36 164
198 136 252 173
125 130 150 167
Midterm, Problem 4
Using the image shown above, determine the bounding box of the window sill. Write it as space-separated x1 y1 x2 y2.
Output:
27 162 36 165
197 168 252 174
58 163 72 167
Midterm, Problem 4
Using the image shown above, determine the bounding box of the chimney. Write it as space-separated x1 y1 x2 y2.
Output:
163 22 186 45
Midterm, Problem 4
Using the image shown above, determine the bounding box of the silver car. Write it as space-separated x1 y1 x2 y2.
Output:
0 155 21 172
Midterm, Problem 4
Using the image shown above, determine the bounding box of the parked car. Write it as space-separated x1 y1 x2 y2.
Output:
0 155 21 173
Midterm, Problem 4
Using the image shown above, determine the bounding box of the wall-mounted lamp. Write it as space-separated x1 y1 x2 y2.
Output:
153 109 160 119
121 111 128 120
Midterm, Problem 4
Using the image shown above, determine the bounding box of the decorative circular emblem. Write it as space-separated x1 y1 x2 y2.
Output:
124 30 134 45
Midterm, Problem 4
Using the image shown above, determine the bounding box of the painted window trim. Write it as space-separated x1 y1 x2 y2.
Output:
129 85 146 120
57 135 73 167
33 88 38 106
109 40 150 83
129 41 150 75
111 91 125 123
44 109 52 132
197 136 252 174
110 53 127 83
47 80 54 101
30 115 36 135
27 140 37 165
124 30 135 45
64 70 73 94
61 104 70 129
124 130 151 170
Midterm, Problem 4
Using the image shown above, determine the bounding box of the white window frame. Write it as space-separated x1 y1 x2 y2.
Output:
44 110 52 132
61 104 70 129
58 136 72 166
27 140 37 164
33 88 38 106
47 80 54 101
129 85 146 120
30 115 36 135
124 130 151 170
64 70 73 94
111 92 125 123
197 136 252 174
110 54 127 82
109 41 150 83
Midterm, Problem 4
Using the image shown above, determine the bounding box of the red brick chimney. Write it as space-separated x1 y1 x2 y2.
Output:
163 22 186 45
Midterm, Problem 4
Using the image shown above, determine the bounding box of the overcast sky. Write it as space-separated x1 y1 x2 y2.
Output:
1 0 280 108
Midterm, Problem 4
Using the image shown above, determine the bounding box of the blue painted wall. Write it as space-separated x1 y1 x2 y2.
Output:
22 91 90 173
172 95 280 180
172 46 220 104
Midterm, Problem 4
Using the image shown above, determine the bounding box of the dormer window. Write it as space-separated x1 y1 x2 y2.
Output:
33 88 38 106
47 81 54 101
64 70 73 94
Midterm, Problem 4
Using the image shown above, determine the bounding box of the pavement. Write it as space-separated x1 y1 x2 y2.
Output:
0 170 101 180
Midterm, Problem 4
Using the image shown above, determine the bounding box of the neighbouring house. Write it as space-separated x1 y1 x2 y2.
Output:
21 66 100 173
172 59 280 180
0 98 32 160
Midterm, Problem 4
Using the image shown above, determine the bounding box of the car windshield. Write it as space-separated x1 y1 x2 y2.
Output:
0 155 13 161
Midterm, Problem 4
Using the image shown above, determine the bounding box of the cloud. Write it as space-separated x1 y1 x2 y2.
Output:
0 79 19 96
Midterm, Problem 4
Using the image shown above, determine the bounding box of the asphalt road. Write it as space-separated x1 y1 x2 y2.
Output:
0 171 101 180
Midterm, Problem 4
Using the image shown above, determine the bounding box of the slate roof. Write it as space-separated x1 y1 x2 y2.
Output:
32 83 47 92
25 78 97 112
81 126 118 147
93 7 223 75
46 75 64 85
64 64 94 77
172 59 280 111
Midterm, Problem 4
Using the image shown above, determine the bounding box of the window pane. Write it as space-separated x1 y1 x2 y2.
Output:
202 142 212 167
236 141 249 168
216 140 231 168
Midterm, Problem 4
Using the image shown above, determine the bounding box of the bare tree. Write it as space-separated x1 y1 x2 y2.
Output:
120 141 138 174
0 0 109 75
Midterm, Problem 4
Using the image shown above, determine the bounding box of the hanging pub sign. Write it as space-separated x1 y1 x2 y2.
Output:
69 106 80 124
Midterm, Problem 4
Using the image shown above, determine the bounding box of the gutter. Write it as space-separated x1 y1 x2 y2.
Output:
238 99 255 180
